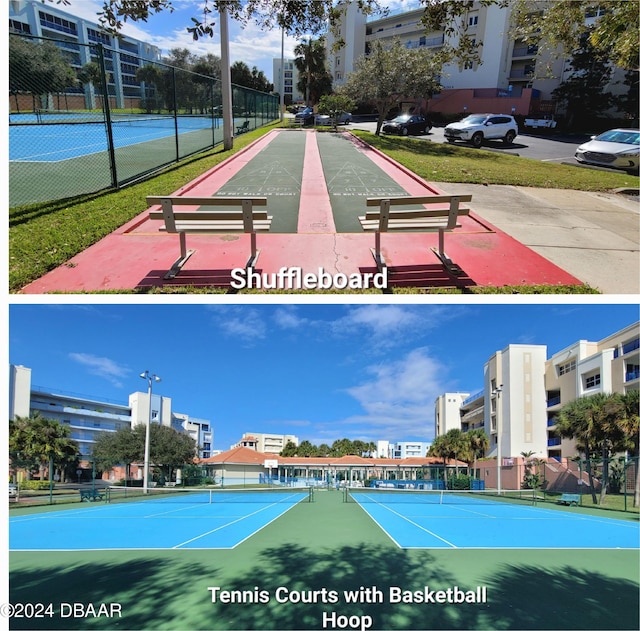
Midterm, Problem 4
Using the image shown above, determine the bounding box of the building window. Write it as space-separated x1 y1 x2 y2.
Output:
469 15 478 26
584 373 601 389
558 359 576 376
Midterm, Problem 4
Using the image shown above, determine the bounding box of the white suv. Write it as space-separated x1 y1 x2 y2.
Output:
444 114 518 148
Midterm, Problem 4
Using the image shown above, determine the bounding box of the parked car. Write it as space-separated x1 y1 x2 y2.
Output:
9 483 17 499
382 114 431 136
315 112 352 126
294 107 315 126
444 114 518 147
575 129 640 175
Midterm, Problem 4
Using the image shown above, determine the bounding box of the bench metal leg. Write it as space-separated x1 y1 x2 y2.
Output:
245 232 260 269
164 231 195 279
430 229 463 276
370 230 387 271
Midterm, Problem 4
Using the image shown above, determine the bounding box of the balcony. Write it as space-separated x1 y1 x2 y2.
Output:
625 370 639 382
547 395 561 407
547 437 561 447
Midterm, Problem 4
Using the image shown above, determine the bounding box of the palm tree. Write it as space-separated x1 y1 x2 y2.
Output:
555 393 628 504
293 37 332 106
9 412 78 482
468 429 489 480
618 390 640 506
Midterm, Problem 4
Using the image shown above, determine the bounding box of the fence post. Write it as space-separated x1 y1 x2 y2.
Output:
97 43 118 188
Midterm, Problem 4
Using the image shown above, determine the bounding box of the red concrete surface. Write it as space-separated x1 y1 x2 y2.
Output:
20 129 582 293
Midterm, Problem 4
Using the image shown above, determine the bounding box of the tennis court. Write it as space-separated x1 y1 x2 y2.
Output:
8 489 639 630
346 488 640 549
9 113 221 162
9 487 312 551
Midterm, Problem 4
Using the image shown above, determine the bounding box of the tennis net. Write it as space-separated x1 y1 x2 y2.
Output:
345 487 537 506
33 110 216 130
106 486 313 505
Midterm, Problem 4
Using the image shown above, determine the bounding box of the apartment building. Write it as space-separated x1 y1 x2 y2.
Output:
237 432 300 454
9 0 162 109
9 364 213 461
434 392 471 437
545 322 640 459
435 322 639 460
272 58 305 105
327 1 621 116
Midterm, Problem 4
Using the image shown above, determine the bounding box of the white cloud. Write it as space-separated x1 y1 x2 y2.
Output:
207 306 267 341
272 306 308 330
68 353 130 387
339 347 448 439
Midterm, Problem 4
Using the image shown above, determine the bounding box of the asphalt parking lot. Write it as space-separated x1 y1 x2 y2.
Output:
348 119 591 164
345 119 639 294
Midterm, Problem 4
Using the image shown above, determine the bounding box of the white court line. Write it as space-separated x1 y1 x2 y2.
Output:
173 496 306 549
357 499 457 548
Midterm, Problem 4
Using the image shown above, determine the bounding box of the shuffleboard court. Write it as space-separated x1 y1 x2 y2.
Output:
9 488 311 551
347 489 640 549
316 132 416 232
209 131 306 233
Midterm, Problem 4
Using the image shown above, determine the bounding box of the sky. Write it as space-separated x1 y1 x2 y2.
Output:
9 303 639 451
49 0 422 82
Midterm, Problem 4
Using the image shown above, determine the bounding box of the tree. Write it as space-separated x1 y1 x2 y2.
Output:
318 93 355 130
9 35 77 112
92 423 197 483
617 390 640 507
421 0 639 72
341 39 445 136
294 38 332 106
230 61 272 92
46 1 386 40
279 440 298 457
551 30 613 129
9 412 79 482
555 393 630 504
467 429 489 479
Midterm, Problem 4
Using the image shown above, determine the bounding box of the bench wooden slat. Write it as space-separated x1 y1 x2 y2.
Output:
359 219 462 231
148 210 270 221
146 196 268 207
157 220 272 232
363 208 470 221
365 194 472 207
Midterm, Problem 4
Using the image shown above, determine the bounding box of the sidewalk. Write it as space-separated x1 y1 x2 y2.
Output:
431 183 639 294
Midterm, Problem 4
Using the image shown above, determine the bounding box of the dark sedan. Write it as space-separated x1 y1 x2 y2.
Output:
382 114 431 136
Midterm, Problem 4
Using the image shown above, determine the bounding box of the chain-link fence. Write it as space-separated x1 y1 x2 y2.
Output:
9 33 279 207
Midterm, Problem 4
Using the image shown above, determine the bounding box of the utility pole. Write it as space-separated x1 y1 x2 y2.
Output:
219 4 233 150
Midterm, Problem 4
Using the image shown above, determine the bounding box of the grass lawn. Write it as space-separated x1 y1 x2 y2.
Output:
9 123 637 293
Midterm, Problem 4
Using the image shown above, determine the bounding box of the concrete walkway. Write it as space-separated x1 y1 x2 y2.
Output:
430 183 639 294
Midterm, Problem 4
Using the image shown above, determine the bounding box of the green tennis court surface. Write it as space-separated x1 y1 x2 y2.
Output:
9 489 639 630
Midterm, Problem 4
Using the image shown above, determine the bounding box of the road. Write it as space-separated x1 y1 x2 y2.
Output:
348 119 590 165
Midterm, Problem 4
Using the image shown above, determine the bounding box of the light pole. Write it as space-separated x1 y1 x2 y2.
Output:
140 370 161 494
492 384 503 494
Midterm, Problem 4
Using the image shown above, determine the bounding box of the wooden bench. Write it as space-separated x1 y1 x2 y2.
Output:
359 194 473 274
147 196 272 279
79 488 108 502
236 120 250 134
557 493 580 506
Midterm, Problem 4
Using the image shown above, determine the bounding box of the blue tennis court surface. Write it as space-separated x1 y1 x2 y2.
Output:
10 488 309 551
9 116 223 162
348 490 640 549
